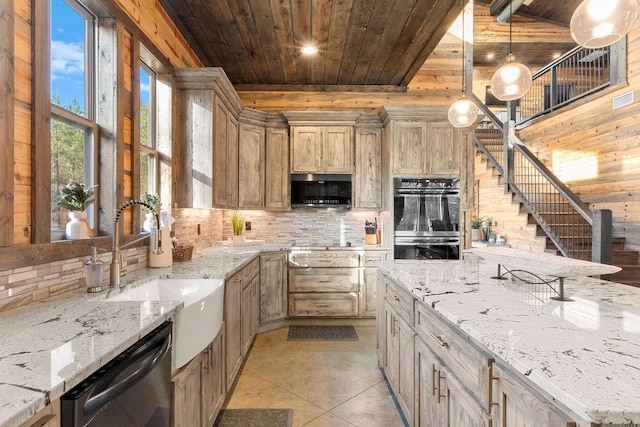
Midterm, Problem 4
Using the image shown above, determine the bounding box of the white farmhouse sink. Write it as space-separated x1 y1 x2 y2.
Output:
107 278 224 369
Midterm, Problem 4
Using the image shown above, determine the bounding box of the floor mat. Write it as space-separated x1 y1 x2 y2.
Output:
214 409 293 427
287 325 358 341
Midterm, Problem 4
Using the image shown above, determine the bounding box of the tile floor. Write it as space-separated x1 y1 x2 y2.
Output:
224 326 406 427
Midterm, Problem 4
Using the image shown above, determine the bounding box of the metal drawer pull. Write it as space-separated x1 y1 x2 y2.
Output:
316 303 331 308
429 332 449 348
318 280 332 283
488 361 500 409
392 295 400 301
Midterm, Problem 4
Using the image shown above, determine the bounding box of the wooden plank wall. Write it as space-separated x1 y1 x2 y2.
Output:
517 23 640 255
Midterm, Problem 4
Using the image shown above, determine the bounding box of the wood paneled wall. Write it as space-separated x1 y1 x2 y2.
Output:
517 23 640 254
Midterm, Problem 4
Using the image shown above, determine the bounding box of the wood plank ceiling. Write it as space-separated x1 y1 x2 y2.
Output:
159 0 463 91
160 0 584 90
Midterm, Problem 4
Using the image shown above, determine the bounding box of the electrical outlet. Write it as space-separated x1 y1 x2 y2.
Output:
245 221 251 231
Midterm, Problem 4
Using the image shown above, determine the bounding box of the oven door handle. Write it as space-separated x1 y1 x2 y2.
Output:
83 327 172 416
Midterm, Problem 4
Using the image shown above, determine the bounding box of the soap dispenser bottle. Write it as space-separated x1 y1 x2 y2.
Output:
84 246 104 293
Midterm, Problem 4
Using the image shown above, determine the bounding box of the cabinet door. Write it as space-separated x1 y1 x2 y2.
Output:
265 127 290 210
427 123 458 175
291 126 322 172
392 121 427 174
415 337 446 427
360 268 378 317
213 100 231 207
354 127 382 209
238 123 265 208
225 274 243 390
241 278 253 356
260 252 287 322
384 303 414 422
491 363 576 427
202 331 225 427
227 117 239 207
172 353 203 427
376 273 386 363
251 277 260 336
384 304 399 388
323 126 353 173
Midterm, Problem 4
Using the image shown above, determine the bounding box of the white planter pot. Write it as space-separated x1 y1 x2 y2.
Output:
66 211 91 240
232 235 246 244
143 212 156 233
471 228 480 241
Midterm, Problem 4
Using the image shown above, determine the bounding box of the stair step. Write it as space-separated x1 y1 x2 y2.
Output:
612 250 639 264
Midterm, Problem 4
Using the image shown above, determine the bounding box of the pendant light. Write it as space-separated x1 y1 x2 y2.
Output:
490 1 532 101
570 0 639 48
448 4 479 128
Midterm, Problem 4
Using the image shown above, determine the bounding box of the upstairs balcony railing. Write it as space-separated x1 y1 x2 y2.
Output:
517 45 611 126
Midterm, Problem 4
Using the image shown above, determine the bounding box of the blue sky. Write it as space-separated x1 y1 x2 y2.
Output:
51 0 150 114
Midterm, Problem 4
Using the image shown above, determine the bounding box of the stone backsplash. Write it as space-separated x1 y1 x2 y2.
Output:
221 208 381 246
0 207 379 313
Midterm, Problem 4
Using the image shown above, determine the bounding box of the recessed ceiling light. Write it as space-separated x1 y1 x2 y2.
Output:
301 45 318 55
553 52 561 59
486 52 495 60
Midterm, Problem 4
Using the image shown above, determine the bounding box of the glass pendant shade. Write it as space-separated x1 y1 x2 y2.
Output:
490 53 532 101
570 0 639 48
448 96 479 128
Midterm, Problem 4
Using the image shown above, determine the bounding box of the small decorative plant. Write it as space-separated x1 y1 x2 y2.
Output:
231 210 244 236
140 193 161 214
471 216 486 229
57 182 96 212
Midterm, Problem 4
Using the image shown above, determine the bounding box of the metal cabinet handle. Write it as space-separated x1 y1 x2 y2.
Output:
316 303 330 308
429 332 449 348
488 361 500 410
392 295 400 301
438 369 446 403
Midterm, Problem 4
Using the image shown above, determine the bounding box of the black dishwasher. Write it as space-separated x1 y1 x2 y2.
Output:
61 322 172 427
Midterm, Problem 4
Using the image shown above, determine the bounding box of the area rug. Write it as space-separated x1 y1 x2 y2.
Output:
214 408 293 427
287 325 358 341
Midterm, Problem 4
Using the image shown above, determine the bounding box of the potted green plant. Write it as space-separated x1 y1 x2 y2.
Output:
140 193 161 232
231 210 245 243
471 216 486 241
57 182 96 240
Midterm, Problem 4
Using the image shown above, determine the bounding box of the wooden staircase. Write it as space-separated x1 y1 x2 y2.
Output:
475 129 640 287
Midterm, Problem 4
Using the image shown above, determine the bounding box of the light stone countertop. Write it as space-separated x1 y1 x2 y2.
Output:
0 241 288 427
378 259 640 424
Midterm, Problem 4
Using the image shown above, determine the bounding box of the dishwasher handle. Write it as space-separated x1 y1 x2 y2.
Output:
84 325 172 416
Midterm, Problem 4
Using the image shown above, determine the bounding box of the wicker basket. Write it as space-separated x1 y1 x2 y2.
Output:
172 244 194 262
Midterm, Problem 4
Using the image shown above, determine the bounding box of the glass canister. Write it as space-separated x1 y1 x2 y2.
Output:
84 246 104 293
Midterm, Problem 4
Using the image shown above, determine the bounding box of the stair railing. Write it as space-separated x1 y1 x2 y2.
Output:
472 93 612 263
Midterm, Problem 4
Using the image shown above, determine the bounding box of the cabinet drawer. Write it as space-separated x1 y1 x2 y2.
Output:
289 267 359 292
242 258 260 282
289 293 358 317
384 279 414 325
362 251 387 267
289 250 359 268
415 302 491 409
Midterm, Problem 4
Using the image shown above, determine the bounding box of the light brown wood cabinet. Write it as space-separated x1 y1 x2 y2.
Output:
172 327 225 427
18 400 60 427
213 99 239 208
264 127 290 210
354 127 382 209
224 272 243 391
490 362 577 427
241 262 260 355
260 251 288 323
360 251 387 317
238 122 265 208
391 121 460 176
290 126 353 173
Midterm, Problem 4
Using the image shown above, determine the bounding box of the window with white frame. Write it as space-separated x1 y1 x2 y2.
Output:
50 0 98 238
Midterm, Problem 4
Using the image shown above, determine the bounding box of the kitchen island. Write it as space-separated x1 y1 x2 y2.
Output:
378 258 640 425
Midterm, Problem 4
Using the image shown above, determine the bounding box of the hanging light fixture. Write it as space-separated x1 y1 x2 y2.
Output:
570 0 639 48
448 4 479 128
490 1 532 101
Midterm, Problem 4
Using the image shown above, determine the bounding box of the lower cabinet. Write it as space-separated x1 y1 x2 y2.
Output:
172 327 225 427
18 400 60 427
489 362 577 427
241 273 259 355
225 273 243 391
415 337 490 427
259 251 288 323
383 302 415 423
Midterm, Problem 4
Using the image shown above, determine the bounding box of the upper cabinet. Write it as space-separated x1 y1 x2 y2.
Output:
174 68 244 209
290 126 353 173
285 112 361 175
381 106 469 177
354 116 382 210
264 123 290 211
238 111 265 209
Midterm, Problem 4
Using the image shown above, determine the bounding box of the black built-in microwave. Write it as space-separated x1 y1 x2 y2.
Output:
290 174 352 208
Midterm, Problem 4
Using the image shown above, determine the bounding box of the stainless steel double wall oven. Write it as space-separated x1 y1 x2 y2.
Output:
393 177 460 260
